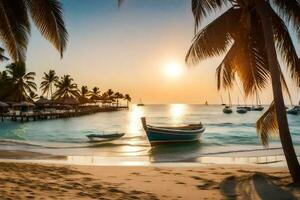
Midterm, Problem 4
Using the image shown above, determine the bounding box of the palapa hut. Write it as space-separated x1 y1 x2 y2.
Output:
13 101 35 112
35 97 54 110
55 96 79 109
0 101 9 113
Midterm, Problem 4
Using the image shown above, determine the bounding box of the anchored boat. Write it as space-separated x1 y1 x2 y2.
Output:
223 106 233 114
86 132 125 142
287 106 300 115
223 91 233 114
236 106 248 114
141 117 205 146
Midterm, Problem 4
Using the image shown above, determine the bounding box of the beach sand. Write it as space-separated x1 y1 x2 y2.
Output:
0 162 299 199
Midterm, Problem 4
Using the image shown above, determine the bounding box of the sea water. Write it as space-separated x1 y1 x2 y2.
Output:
0 104 299 163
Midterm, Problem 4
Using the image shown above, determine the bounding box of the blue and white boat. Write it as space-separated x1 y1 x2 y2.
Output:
141 117 205 146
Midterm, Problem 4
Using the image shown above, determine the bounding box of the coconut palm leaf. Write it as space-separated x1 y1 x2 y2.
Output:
25 0 68 58
0 0 30 62
270 6 300 86
191 0 227 33
272 0 300 38
186 7 241 65
216 44 236 90
0 47 9 61
256 102 278 147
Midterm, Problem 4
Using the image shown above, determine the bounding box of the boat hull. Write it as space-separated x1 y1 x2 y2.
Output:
236 109 247 114
145 128 205 145
223 108 232 114
87 133 125 142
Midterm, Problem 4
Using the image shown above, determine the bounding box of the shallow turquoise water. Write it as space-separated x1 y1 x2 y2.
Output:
0 104 299 162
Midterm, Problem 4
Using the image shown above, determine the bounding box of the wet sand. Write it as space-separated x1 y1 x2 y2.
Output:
0 162 299 199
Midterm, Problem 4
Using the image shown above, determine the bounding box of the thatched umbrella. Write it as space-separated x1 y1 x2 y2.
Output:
56 96 79 106
36 97 53 105
0 101 9 114
13 101 35 107
13 101 35 112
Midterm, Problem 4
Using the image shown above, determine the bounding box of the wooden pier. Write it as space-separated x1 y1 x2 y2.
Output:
0 106 128 122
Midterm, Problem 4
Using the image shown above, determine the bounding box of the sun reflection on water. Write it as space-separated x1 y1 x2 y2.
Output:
127 105 145 135
169 104 187 123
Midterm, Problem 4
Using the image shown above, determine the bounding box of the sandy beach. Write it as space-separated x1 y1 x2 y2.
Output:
0 161 299 200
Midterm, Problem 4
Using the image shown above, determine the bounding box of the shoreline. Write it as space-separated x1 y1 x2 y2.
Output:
0 148 295 168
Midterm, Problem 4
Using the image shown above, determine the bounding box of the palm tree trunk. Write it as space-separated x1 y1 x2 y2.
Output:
255 0 300 182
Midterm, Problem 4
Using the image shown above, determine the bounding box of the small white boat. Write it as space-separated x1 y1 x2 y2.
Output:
86 132 125 142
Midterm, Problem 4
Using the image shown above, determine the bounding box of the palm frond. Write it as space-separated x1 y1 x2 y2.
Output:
256 102 278 147
191 0 227 33
270 6 300 86
25 0 68 58
0 47 9 61
186 8 241 65
235 35 270 96
216 44 236 90
0 1 30 61
278 65 293 105
272 0 300 39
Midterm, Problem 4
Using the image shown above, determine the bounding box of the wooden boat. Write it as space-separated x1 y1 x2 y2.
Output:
236 106 248 114
141 117 205 146
86 132 125 142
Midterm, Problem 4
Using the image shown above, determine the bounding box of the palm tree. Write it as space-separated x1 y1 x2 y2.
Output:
0 0 68 62
5 62 36 102
40 70 58 99
80 86 89 99
124 94 131 107
186 0 300 182
79 86 89 103
107 89 114 98
114 92 124 107
89 87 101 100
29 91 38 101
53 75 79 100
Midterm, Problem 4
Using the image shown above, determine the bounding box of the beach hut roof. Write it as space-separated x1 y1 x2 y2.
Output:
59 96 79 105
13 101 35 107
0 101 9 107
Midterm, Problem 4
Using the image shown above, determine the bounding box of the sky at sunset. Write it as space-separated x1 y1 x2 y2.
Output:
1 0 300 104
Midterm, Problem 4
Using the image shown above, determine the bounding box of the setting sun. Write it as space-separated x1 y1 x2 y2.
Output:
164 62 183 78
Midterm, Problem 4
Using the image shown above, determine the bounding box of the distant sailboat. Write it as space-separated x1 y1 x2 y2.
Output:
287 99 300 115
137 98 145 106
251 91 264 111
236 96 248 114
220 95 225 106
223 92 233 114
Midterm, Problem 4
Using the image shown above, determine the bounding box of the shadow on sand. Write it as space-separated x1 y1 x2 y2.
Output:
220 173 299 200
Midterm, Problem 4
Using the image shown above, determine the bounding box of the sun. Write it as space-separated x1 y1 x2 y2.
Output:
164 62 183 78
